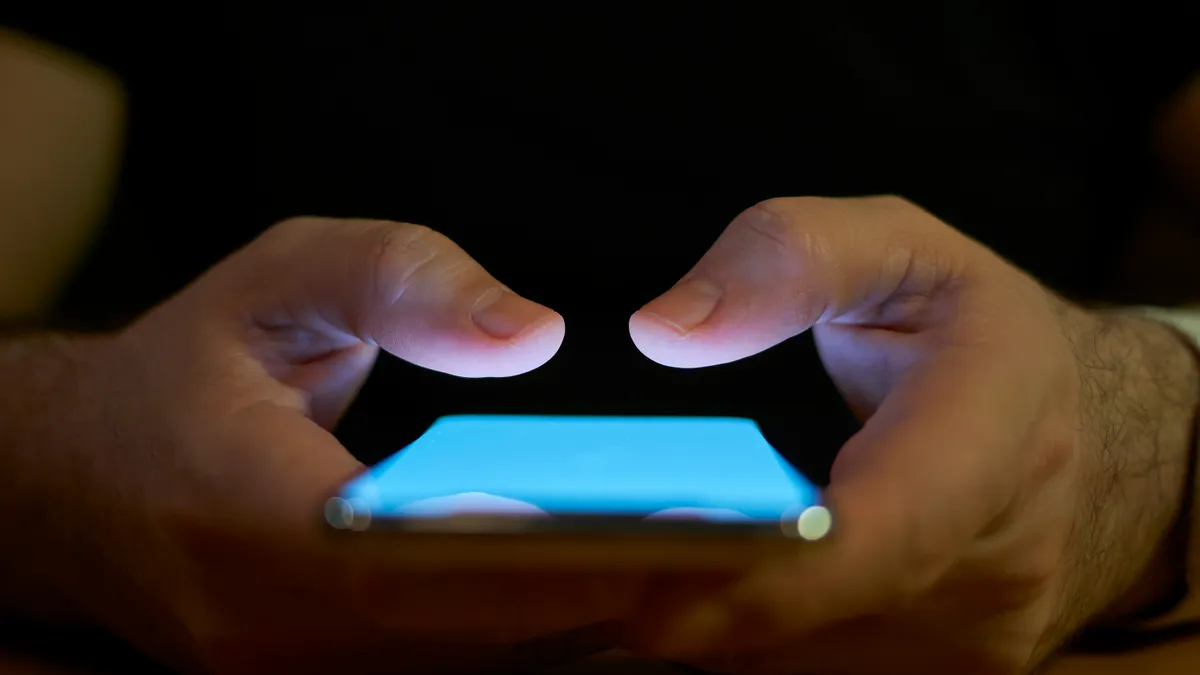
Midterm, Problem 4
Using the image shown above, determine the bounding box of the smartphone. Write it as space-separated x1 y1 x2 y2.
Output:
325 415 830 569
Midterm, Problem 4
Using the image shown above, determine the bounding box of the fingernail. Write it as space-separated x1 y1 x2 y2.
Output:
471 288 554 340
639 278 723 334
650 601 733 656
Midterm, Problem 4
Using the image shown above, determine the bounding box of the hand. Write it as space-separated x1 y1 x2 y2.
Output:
624 196 1200 674
59 218 640 674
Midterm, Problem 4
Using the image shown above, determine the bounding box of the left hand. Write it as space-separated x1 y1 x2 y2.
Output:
622 196 1200 674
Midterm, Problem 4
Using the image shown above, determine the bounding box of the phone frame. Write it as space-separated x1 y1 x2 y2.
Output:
323 497 830 569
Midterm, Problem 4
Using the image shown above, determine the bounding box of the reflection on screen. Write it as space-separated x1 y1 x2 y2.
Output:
338 415 820 523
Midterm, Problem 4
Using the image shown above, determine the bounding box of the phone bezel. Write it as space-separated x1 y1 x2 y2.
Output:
322 498 830 569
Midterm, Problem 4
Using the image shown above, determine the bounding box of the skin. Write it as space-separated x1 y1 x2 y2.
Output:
1 28 1199 675
0 217 645 674
621 197 1200 674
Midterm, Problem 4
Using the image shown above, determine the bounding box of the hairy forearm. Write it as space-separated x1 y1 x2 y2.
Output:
0 332 111 624
1067 308 1200 627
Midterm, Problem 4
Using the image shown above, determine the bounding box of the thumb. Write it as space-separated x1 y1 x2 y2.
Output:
217 217 565 379
628 196 969 368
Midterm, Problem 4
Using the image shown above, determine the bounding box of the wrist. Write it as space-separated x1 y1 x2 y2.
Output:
1114 308 1200 629
0 332 123 626
1 329 211 668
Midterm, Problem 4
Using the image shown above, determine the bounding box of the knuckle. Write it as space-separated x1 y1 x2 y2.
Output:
860 194 927 226
738 197 847 262
868 193 915 210
220 217 332 295
738 198 807 254
273 214 325 232
867 194 948 239
882 530 953 610
367 222 446 306
262 215 331 248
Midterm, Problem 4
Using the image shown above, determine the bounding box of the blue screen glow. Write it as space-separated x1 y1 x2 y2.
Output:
339 415 820 522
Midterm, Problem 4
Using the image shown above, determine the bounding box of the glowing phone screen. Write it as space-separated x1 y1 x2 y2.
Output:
335 415 821 527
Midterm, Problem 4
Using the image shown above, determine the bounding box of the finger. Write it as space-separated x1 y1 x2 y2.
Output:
633 348 1044 655
629 196 968 368
224 217 565 378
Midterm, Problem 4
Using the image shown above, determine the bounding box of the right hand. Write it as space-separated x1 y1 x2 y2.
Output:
55 217 643 674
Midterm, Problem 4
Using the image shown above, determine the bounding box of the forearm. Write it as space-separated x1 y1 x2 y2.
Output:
1122 305 1200 627
1074 307 1200 630
0 332 112 624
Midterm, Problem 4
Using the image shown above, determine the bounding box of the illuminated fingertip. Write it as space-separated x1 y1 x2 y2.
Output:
454 313 565 378
627 313 711 369
796 505 832 541
525 311 566 346
471 289 558 341
504 313 566 369
637 280 723 335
